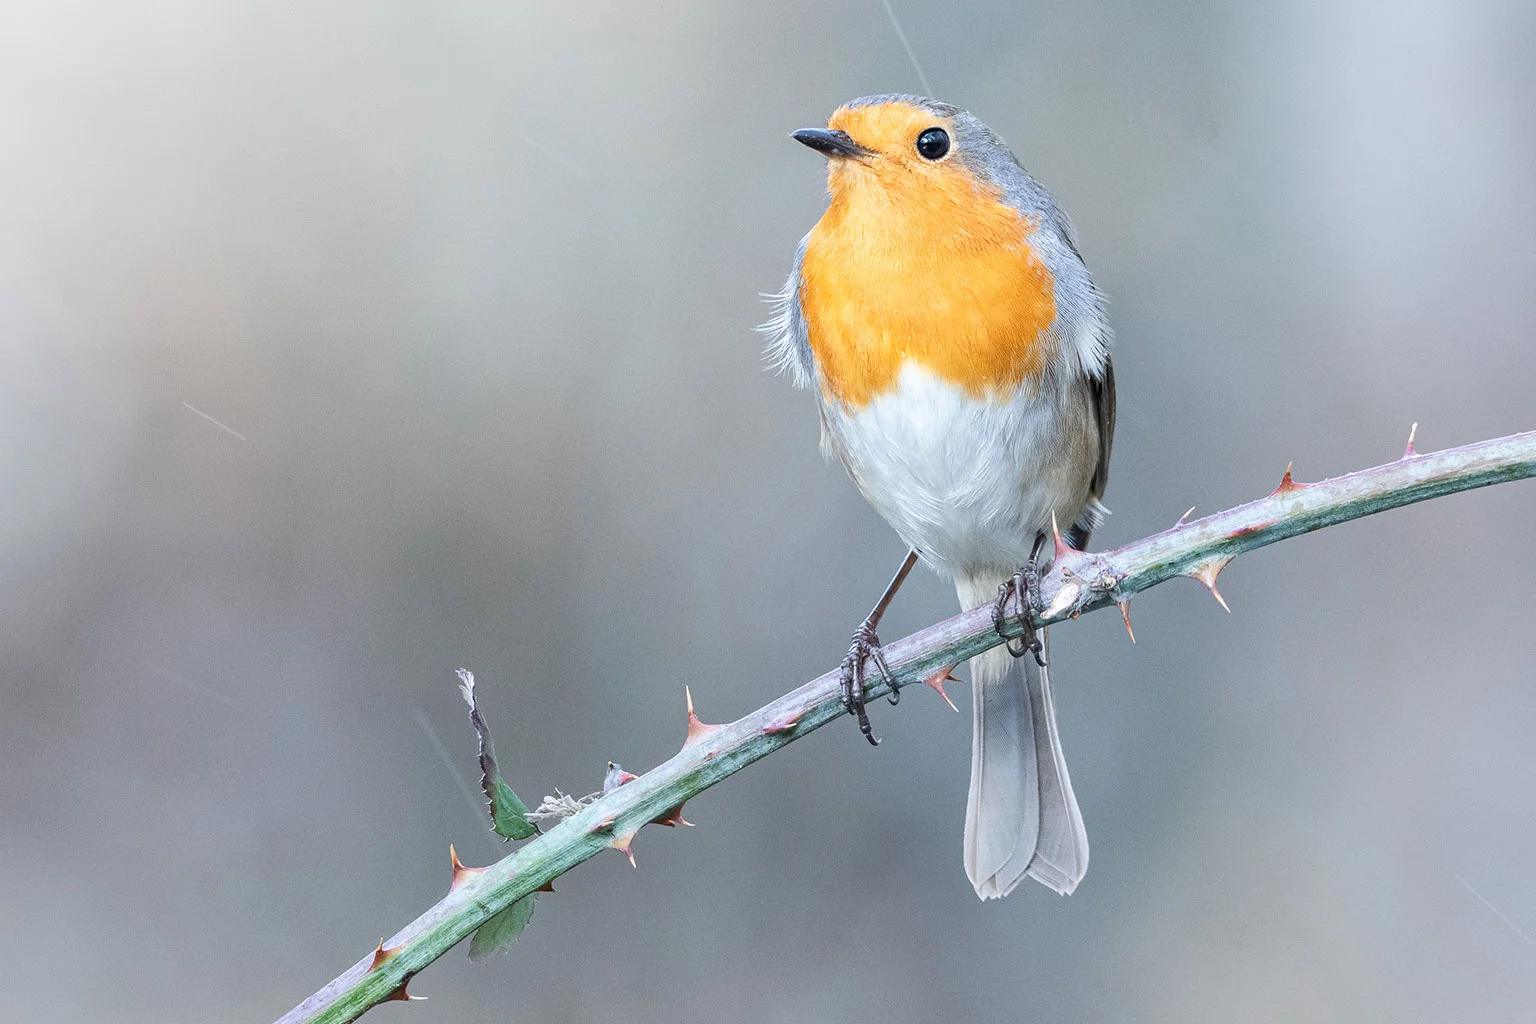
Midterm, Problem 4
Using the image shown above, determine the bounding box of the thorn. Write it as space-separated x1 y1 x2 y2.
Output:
763 710 802 735
1175 505 1196 527
651 803 694 828
537 878 557 893
1270 462 1305 497
1403 422 1419 459
385 978 425 1002
1117 600 1136 643
449 845 484 891
684 686 723 747
369 938 404 972
1206 584 1231 614
1188 556 1234 613
1051 510 1078 564
922 666 961 712
610 829 639 867
1277 462 1294 492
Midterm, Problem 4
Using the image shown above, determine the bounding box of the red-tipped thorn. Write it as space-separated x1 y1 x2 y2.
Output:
449 844 484 891
1051 511 1078 564
652 803 694 828
1175 506 1196 527
1189 556 1233 613
1205 583 1231 613
923 665 961 712
1403 422 1418 459
611 829 639 867
385 979 425 1002
764 710 802 735
369 938 404 972
1270 462 1305 498
1117 600 1136 643
683 686 722 747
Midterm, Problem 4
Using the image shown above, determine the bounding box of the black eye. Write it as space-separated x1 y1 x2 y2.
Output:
915 127 950 160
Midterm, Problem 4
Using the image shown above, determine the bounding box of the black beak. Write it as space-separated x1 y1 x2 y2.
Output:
792 128 874 160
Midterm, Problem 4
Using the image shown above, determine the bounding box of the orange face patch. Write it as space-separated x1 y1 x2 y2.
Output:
800 102 1057 408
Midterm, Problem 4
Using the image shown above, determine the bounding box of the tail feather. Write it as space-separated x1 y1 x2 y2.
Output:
1019 632 1089 893
958 580 1088 898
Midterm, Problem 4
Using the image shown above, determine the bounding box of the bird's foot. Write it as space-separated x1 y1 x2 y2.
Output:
840 618 898 746
992 559 1047 668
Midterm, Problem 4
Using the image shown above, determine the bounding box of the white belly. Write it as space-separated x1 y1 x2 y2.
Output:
819 362 1096 581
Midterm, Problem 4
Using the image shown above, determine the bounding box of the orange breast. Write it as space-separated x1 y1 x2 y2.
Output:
800 167 1057 408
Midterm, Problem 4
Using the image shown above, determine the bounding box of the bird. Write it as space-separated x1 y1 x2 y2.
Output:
764 95 1115 899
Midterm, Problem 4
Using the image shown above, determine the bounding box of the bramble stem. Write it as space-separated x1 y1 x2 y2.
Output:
275 430 1535 1024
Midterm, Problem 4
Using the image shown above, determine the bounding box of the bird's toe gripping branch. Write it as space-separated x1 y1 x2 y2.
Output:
839 618 896 745
993 528 1057 664
992 570 1044 664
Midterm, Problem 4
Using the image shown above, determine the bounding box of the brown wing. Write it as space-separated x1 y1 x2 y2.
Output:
1089 357 1115 502
1066 357 1116 550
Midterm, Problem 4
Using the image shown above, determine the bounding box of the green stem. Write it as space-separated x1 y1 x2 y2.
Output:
276 430 1536 1024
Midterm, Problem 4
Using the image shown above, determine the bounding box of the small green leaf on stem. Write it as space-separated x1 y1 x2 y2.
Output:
456 669 537 840
468 894 537 961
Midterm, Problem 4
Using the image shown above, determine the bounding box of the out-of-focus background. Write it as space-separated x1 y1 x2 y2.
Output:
3 1 1534 1021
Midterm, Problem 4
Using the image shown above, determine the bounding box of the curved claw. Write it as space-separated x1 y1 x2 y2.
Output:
840 620 895 746
992 553 1047 667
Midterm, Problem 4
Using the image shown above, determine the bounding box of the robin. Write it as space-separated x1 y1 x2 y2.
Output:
765 95 1115 899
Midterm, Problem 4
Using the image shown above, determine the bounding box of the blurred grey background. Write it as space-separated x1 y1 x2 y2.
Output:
2 1 1534 1021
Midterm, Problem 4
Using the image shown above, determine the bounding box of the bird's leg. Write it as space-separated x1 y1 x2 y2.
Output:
841 549 919 746
992 532 1048 668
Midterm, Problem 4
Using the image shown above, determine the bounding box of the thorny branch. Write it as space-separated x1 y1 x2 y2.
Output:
275 429 1536 1024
